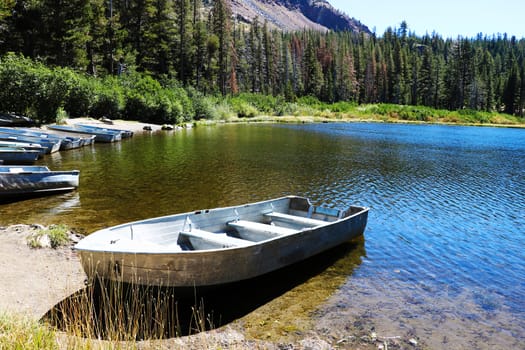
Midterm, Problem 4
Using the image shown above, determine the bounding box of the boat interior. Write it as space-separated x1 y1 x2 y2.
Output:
177 210 332 250
111 197 365 252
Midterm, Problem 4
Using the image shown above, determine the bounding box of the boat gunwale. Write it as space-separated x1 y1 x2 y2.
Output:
75 196 369 255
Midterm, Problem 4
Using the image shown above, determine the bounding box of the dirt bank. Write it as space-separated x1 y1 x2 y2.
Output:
0 225 85 319
0 225 382 349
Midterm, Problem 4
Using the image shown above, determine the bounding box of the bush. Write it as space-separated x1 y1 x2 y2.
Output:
329 101 357 113
214 101 235 120
0 55 79 123
0 54 45 120
34 68 72 123
188 88 219 120
228 97 259 118
64 76 96 118
90 77 125 119
275 102 300 116
234 93 278 114
123 75 188 124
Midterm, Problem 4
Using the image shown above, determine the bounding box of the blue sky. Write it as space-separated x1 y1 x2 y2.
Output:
329 0 525 39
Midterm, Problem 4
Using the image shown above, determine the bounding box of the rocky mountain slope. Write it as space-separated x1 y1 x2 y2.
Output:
227 0 370 33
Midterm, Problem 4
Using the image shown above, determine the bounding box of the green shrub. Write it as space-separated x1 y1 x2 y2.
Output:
234 93 279 114
188 88 219 120
89 78 125 119
275 102 299 116
0 54 43 119
64 76 96 118
55 107 69 125
27 224 70 249
328 101 357 113
214 100 235 120
228 97 258 118
123 74 189 124
34 68 70 123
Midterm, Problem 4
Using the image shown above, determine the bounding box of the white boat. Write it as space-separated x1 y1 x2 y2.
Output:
0 165 79 199
75 196 369 287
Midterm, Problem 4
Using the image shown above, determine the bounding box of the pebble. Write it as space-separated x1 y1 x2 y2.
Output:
409 338 418 346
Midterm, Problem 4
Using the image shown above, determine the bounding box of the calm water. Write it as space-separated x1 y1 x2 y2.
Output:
1 123 524 348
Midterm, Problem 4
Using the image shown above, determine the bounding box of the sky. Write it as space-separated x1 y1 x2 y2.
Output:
329 0 525 39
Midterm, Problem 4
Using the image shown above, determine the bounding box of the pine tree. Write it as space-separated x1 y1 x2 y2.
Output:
193 8 207 89
175 0 193 83
210 0 231 95
83 0 108 76
503 59 520 115
34 0 93 68
303 34 323 97
248 17 262 93
0 0 15 45
418 46 434 106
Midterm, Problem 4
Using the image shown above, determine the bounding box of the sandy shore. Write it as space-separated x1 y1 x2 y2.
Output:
0 224 407 349
0 225 85 319
0 225 258 349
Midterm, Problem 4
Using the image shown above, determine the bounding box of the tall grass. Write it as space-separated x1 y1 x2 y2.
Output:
0 277 219 349
0 313 57 350
44 277 214 342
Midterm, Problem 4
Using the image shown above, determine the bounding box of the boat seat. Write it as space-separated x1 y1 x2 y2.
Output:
264 212 327 227
179 229 251 249
228 220 297 237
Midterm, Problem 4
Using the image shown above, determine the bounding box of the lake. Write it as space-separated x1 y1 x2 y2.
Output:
1 122 524 348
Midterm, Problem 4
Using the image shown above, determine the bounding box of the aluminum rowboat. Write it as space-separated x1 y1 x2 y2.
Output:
75 196 369 287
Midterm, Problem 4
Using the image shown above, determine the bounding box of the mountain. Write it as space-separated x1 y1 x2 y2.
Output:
227 0 370 33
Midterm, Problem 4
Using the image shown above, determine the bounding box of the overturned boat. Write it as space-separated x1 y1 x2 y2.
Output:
75 196 369 287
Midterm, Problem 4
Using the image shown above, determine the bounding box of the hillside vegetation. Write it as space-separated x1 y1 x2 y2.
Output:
1 54 522 128
0 1 523 125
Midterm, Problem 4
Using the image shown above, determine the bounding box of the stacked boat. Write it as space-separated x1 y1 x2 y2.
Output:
0 123 133 164
0 123 132 201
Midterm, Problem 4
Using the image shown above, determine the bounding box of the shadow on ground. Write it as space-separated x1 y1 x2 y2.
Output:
42 237 365 341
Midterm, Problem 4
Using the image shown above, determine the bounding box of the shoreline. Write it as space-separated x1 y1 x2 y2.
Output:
53 114 525 132
203 114 525 129
0 224 403 349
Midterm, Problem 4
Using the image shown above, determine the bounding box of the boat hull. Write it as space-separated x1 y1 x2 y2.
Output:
76 196 369 287
0 166 80 198
0 149 40 164
0 141 46 157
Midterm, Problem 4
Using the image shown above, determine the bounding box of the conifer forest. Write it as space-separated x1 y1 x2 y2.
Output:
0 0 524 123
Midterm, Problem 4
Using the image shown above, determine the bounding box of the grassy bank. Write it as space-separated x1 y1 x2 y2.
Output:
202 97 525 128
0 313 57 350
